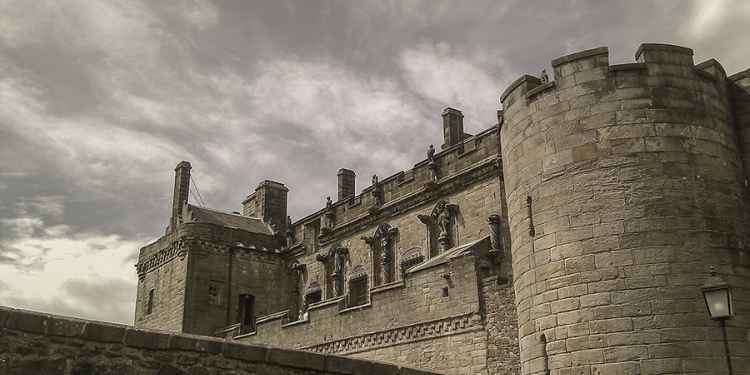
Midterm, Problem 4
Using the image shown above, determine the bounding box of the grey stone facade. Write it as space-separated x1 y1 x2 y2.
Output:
134 43 750 375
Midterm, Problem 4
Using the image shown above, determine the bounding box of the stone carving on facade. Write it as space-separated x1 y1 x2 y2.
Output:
487 214 505 259
321 196 335 236
418 200 458 256
369 174 384 214
362 223 399 286
304 312 479 355
284 215 294 248
540 69 549 84
426 144 439 183
288 262 307 321
316 243 349 298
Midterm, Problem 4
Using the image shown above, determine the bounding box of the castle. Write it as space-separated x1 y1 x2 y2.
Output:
135 44 750 375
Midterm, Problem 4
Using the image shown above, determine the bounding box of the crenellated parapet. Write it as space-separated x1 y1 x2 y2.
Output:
500 43 750 375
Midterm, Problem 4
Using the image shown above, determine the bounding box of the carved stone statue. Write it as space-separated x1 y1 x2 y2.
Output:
437 208 452 250
285 216 294 247
372 174 379 185
540 69 549 84
427 144 435 162
326 196 332 208
487 215 504 252
332 246 347 297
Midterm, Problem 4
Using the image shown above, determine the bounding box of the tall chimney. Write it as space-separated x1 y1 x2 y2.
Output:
442 107 464 149
242 180 289 231
337 168 356 201
171 161 191 230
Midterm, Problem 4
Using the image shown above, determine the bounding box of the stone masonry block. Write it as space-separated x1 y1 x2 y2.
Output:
591 361 640 375
589 318 633 334
48 316 86 337
5 309 49 334
80 322 127 343
266 347 326 371
124 328 172 350
223 342 268 363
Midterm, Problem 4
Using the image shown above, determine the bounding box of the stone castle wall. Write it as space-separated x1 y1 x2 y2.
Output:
226 128 513 374
0 306 440 375
500 44 750 374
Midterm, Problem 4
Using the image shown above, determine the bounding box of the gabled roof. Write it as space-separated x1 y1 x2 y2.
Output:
185 204 273 235
407 236 489 273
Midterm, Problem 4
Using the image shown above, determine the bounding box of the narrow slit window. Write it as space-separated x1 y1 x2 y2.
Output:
146 289 155 315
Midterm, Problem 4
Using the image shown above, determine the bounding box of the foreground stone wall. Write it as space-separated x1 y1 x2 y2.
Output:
0 306 440 375
501 44 750 374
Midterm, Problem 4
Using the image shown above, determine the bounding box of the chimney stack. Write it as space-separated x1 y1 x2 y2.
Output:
441 107 464 149
171 161 191 231
337 168 356 201
242 180 289 231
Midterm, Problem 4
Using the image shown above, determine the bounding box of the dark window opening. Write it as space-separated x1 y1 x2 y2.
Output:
348 276 368 307
238 294 255 334
146 289 154 315
208 284 222 306
305 290 322 305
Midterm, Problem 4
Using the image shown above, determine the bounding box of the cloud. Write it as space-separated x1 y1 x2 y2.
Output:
0 216 139 323
399 42 508 131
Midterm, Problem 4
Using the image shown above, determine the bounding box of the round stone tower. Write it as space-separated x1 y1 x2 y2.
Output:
500 44 749 374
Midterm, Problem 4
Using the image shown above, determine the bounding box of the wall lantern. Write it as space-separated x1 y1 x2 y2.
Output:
702 266 733 320
701 266 734 375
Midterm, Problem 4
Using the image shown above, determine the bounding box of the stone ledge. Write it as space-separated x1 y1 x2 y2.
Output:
551 46 609 67
525 81 556 100
0 305 443 375
635 43 693 61
500 74 541 103
609 63 647 72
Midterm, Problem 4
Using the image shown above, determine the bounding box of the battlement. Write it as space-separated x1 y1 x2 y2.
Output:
499 43 744 118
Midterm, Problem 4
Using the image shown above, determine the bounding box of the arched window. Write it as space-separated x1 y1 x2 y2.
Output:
146 289 155 315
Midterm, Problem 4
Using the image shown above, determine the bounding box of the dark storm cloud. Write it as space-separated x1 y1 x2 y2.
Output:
0 0 747 323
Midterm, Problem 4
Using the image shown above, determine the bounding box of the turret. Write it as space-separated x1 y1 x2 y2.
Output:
500 44 749 375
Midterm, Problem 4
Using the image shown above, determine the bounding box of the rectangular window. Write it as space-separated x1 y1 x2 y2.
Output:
348 277 368 307
146 289 155 315
238 294 255 334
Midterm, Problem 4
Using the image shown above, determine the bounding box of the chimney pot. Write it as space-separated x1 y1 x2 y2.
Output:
442 107 464 149
337 168 356 201
170 161 192 231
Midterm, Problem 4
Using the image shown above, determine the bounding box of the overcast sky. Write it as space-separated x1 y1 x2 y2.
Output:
0 0 748 325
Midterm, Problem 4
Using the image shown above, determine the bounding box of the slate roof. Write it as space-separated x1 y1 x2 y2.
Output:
407 236 489 273
185 204 273 235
